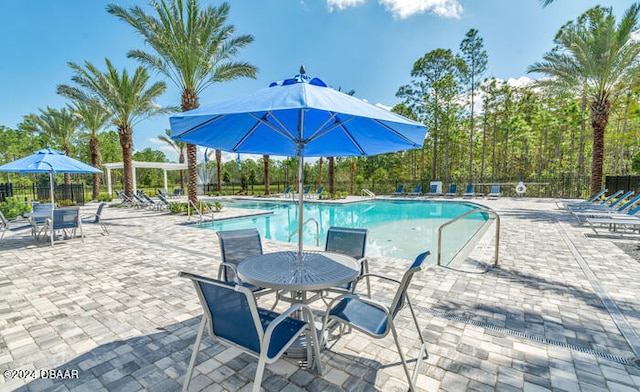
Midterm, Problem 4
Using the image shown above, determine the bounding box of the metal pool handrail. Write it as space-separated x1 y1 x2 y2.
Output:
187 200 214 224
288 217 320 246
361 189 376 198
437 209 500 266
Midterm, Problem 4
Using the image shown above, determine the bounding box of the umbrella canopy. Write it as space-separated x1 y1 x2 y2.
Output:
0 148 102 174
170 72 428 259
0 148 101 246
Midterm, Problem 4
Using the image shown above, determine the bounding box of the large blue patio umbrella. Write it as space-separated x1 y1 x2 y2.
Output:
0 148 101 245
170 71 428 259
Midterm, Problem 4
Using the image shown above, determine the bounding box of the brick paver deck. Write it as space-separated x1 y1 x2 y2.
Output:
1 196 639 391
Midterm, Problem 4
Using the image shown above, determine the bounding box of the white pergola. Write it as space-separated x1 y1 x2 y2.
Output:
103 161 187 195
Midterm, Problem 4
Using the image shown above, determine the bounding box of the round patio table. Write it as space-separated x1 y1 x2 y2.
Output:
237 250 359 292
237 250 359 359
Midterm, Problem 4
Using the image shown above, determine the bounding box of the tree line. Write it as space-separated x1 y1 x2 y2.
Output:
0 1 638 201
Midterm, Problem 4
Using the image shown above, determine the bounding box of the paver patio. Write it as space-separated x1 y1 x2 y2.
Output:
1 196 639 391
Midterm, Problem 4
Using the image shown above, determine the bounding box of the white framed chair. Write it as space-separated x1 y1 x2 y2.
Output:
81 202 109 235
321 251 430 392
322 227 370 301
180 272 322 392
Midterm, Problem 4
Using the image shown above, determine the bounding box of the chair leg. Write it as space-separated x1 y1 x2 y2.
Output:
183 317 207 392
389 321 420 392
253 354 267 392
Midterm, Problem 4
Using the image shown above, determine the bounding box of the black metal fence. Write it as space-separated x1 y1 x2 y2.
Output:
197 175 595 199
605 176 640 195
0 183 86 205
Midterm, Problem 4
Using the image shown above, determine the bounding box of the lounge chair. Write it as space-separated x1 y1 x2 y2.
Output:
462 184 477 198
117 191 137 206
180 272 322 392
313 186 324 199
216 229 274 298
425 184 442 197
487 185 501 199
321 227 370 301
321 251 430 392
279 186 292 198
0 211 9 242
586 204 640 234
569 192 639 223
568 190 625 210
407 185 422 197
80 202 109 235
303 185 312 198
392 185 404 196
564 188 608 208
156 193 173 209
445 184 457 197
139 191 163 210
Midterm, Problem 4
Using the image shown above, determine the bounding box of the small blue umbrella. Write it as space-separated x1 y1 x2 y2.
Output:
0 148 101 245
170 71 428 259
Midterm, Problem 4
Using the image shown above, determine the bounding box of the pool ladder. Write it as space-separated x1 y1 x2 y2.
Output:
288 218 320 246
187 200 215 224
437 209 500 266
361 189 375 198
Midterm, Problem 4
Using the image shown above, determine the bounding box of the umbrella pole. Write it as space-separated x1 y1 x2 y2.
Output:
297 151 304 263
49 170 54 246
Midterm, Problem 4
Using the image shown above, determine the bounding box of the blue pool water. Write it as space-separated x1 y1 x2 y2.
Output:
195 199 488 263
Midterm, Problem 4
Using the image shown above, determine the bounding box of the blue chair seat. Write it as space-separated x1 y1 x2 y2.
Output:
329 297 388 335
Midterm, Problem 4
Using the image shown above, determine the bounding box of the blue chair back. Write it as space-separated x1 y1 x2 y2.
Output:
617 193 640 211
52 207 79 230
389 251 430 317
90 203 107 223
448 184 457 194
429 184 437 193
217 229 263 283
627 204 640 216
196 277 261 353
413 185 421 193
587 189 607 202
465 184 474 194
600 190 623 204
325 227 367 259
490 185 500 194
608 191 633 209
316 187 324 195
33 203 54 223
395 185 404 193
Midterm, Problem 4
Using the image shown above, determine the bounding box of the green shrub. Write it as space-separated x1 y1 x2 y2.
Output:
56 199 76 207
0 197 31 219
97 194 113 202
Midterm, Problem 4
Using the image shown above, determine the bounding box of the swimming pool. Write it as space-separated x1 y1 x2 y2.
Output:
194 199 489 263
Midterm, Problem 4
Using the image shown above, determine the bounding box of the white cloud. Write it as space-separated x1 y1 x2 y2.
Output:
506 76 535 88
378 0 463 19
327 0 365 12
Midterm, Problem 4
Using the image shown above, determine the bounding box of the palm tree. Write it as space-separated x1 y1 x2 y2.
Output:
25 106 80 185
58 58 168 197
528 4 640 196
262 155 270 195
71 99 112 200
108 0 257 205
158 129 186 191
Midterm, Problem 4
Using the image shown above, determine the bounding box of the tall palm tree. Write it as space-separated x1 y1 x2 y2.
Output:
25 106 80 185
158 128 186 190
108 0 257 205
528 3 640 195
58 58 168 197
70 99 112 200
262 154 270 195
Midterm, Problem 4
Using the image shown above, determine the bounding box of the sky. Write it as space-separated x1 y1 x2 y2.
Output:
0 0 627 162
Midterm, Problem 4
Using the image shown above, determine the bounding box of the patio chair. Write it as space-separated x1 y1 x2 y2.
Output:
117 191 137 207
392 185 404 196
180 272 322 392
313 186 324 199
42 207 83 244
140 191 163 211
570 193 640 223
216 229 274 298
322 227 371 301
171 188 184 198
80 202 109 235
445 184 457 197
568 190 624 210
0 211 9 242
407 185 422 197
487 185 501 199
29 202 54 238
321 251 431 392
